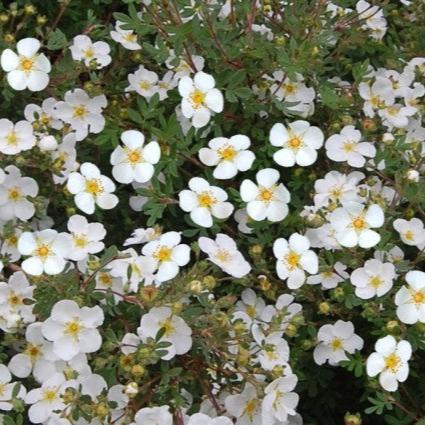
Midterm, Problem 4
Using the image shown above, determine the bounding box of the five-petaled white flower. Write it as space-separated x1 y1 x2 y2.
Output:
313 320 364 366
273 233 318 289
199 135 255 179
131 406 173 425
178 71 224 128
66 214 106 261
138 307 192 360
325 125 376 167
179 177 234 228
41 299 104 361
142 231 190 283
0 165 38 221
240 168 291 222
111 130 161 184
1 37 51 91
366 335 412 392
329 202 384 248
198 233 251 278
70 35 111 69
0 118 35 155
350 259 396 299
270 120 324 167
393 218 425 249
67 162 119 214
18 230 71 276
395 270 425 324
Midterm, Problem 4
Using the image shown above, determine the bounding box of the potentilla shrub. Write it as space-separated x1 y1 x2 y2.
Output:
0 0 425 424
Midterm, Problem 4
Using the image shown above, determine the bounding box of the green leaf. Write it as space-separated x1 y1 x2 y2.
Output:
47 29 67 50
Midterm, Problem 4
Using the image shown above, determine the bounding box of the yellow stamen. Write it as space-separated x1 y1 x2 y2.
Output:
154 246 172 262
85 179 102 195
189 89 206 108
218 145 236 161
197 191 216 208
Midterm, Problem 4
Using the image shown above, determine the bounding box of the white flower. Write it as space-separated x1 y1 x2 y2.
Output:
24 97 63 130
66 215 106 261
240 168 291 222
395 270 425 324
138 307 192 360
307 262 349 289
328 202 384 248
142 231 190 283
0 271 35 331
55 89 107 141
1 37 51 91
124 227 161 246
178 71 224 128
378 104 416 129
0 118 35 155
234 208 253 234
179 177 234 228
393 218 425 248
262 375 299 424
325 125 376 167
270 120 324 167
25 373 68 423
253 329 290 370
350 259 395 299
126 66 159 99
198 234 251 278
313 320 364 366
236 288 266 319
359 77 395 117
273 233 318 289
110 21 141 50
198 135 255 179
67 162 119 214
0 364 26 411
70 35 111 68
166 51 205 79
366 336 412 392
131 406 172 425
406 169 420 182
187 413 233 425
41 300 104 361
8 322 58 382
225 383 261 425
18 229 71 276
111 130 161 184
157 71 178 100
313 170 364 208
0 165 38 221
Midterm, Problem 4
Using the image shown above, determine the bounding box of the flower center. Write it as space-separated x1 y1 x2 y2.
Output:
384 353 401 373
8 292 22 306
124 33 137 42
331 338 343 351
370 95 381 107
98 272 112 286
64 320 83 338
127 150 142 164
73 234 87 248
85 179 103 195
218 145 236 161
25 343 41 360
282 82 296 95
19 57 34 71
73 105 87 118
285 251 300 270
6 132 17 145
412 290 425 305
403 230 414 241
42 389 57 402
35 244 50 258
288 136 302 150
159 318 174 336
83 47 95 59
215 249 230 263
330 186 342 199
197 191 216 208
258 187 274 202
8 187 21 201
139 80 151 90
351 216 365 231
189 89 206 108
369 276 382 288
154 246 172 262
343 141 356 152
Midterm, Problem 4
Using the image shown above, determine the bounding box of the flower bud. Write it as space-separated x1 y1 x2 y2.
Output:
24 4 37 14
189 280 203 293
131 364 145 376
36 15 47 25
203 275 216 290
305 213 325 228
285 323 298 337
344 412 362 425
362 118 376 132
125 382 138 398
406 169 419 182
386 320 400 334
258 275 271 291
4 33 15 43
0 13 9 23
318 301 331 315
38 135 58 151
